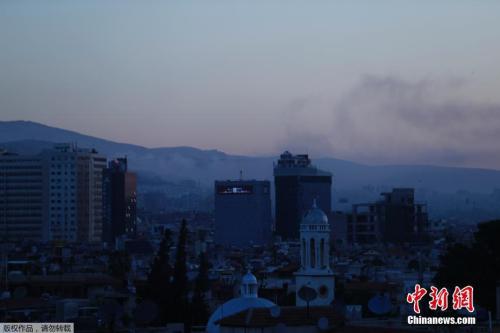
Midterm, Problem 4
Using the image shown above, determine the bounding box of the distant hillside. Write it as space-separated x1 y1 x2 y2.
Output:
1 120 500 192
2 120 500 222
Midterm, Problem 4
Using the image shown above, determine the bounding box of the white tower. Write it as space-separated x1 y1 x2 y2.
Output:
240 270 258 298
295 200 335 306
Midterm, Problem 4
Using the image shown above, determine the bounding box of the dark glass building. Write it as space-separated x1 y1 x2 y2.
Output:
214 179 272 247
274 151 332 240
103 158 137 245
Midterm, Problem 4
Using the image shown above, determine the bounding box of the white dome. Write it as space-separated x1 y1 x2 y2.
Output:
206 297 275 333
239 270 259 298
206 270 275 333
241 271 257 285
302 201 328 225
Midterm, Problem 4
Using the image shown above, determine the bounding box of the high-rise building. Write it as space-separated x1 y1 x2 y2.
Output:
42 144 79 242
0 151 46 242
103 157 137 245
214 179 272 247
0 144 106 243
75 147 106 243
42 144 106 242
274 151 332 240
347 188 429 244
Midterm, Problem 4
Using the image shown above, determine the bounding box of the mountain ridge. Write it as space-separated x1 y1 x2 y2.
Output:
1 120 500 195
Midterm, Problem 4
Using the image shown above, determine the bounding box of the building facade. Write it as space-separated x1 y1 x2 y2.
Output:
0 144 106 243
76 147 106 243
43 144 79 242
214 179 272 247
347 188 429 244
0 151 45 242
103 157 137 245
274 151 332 240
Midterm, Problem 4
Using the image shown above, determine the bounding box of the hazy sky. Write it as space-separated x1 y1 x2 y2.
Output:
2 0 500 168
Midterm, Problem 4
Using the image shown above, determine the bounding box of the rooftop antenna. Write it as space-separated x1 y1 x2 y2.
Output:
245 261 252 274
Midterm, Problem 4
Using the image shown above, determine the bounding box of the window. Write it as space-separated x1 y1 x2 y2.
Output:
320 238 325 268
302 238 306 267
310 238 316 268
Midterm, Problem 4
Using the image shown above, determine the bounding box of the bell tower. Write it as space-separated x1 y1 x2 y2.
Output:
295 200 335 306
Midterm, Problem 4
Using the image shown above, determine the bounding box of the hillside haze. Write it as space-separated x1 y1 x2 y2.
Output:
1 120 500 191
2 120 500 222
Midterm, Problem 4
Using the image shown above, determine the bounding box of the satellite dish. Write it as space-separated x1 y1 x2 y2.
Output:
8 271 25 283
0 291 11 300
318 317 329 330
134 300 159 325
368 294 391 315
269 306 281 318
298 286 317 302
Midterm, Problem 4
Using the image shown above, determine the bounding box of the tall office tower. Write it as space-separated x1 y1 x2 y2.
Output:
103 157 137 245
0 144 106 243
43 143 107 242
214 179 272 247
347 188 429 244
274 151 332 240
43 144 79 242
76 148 107 243
0 150 46 242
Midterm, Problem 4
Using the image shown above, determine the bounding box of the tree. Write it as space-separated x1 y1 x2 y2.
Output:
434 220 500 316
191 252 210 325
171 219 189 323
145 229 173 324
109 251 131 290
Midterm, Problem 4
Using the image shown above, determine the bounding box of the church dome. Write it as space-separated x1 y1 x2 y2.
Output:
302 200 328 225
241 271 258 285
206 271 275 333
206 297 275 333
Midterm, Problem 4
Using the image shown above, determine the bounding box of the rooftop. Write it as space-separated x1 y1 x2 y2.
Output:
216 306 344 328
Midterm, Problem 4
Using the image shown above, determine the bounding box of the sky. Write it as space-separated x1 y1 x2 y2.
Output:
1 0 500 169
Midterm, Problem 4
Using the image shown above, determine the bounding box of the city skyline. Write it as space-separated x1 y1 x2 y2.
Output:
1 2 499 331
2 1 500 169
